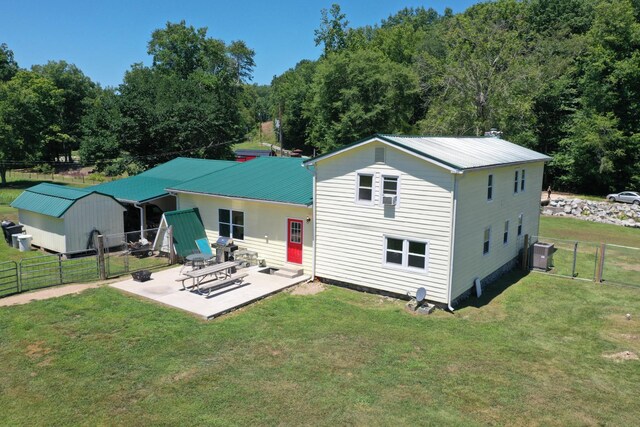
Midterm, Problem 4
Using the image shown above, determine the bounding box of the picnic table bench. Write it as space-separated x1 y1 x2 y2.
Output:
176 261 247 295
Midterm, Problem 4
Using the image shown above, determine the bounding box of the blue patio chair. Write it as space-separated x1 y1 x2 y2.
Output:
195 237 213 256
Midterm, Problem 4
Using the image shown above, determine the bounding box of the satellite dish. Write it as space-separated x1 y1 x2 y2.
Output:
416 287 427 303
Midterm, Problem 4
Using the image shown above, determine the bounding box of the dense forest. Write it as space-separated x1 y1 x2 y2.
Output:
1 0 640 194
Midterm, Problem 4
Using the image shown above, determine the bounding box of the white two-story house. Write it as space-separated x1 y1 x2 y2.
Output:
303 134 550 308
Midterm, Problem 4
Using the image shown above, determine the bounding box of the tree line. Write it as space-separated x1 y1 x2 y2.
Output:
0 21 262 184
271 0 640 194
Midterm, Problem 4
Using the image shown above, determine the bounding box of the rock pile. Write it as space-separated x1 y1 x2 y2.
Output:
541 198 640 228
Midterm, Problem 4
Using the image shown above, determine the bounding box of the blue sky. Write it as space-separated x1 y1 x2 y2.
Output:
1 0 478 87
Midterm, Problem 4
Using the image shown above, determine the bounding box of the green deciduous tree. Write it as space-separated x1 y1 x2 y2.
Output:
314 4 349 56
32 60 96 162
307 50 419 152
0 71 63 184
0 43 19 82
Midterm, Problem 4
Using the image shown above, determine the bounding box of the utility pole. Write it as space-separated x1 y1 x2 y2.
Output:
278 103 284 157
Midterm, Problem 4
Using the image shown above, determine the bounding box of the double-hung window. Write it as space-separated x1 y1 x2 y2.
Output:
219 209 244 240
514 170 519 193
503 221 509 244
357 173 374 202
384 237 428 272
483 227 491 255
520 169 526 192
517 214 523 236
487 174 494 201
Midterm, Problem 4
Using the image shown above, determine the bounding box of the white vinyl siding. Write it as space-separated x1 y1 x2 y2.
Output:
178 193 313 273
451 162 545 301
314 140 454 303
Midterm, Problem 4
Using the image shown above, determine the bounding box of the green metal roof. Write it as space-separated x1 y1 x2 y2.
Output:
163 208 207 258
90 157 236 203
168 157 313 206
10 183 121 218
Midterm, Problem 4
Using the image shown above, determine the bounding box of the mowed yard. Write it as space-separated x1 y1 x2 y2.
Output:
0 215 639 424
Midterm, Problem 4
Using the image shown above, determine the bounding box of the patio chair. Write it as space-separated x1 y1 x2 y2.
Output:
195 237 216 266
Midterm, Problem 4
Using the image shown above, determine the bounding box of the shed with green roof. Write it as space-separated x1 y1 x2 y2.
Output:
11 183 126 253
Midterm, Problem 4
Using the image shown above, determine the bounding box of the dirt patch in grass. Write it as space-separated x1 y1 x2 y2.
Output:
290 280 326 296
603 351 639 362
25 341 52 359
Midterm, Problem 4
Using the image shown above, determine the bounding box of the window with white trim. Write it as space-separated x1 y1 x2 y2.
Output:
517 213 523 236
357 173 374 202
514 170 519 193
487 174 493 201
382 176 398 196
520 169 526 192
483 227 491 255
384 237 428 272
503 220 509 244
219 209 244 240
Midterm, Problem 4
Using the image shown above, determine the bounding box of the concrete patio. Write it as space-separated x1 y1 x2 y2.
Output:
111 265 310 319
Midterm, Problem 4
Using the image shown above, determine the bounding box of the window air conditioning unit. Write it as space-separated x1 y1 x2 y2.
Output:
382 195 397 206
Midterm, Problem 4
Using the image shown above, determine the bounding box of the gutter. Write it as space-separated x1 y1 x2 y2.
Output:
446 172 461 312
303 163 317 280
166 188 310 208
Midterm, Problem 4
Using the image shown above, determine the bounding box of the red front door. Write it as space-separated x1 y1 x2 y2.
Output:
287 219 303 264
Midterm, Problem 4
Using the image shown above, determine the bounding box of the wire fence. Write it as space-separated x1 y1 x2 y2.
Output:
531 236 640 288
101 228 170 278
0 227 173 299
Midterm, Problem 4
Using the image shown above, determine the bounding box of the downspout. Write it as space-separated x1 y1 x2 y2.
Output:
446 172 461 312
304 163 317 280
134 203 145 240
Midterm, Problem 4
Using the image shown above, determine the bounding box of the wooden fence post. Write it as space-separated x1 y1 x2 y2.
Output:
168 226 175 265
97 235 107 280
522 234 529 271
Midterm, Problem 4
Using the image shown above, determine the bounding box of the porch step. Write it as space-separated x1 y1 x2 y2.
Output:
273 266 304 278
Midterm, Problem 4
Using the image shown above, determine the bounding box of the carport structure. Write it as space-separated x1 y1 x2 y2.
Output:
90 158 236 236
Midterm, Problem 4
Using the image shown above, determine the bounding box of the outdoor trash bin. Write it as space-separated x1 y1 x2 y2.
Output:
132 270 152 282
17 235 32 252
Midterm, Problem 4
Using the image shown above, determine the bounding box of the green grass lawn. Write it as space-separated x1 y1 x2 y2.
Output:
1 273 639 425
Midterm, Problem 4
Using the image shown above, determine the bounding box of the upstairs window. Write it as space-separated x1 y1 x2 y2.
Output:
514 170 519 193
517 214 523 236
503 220 509 244
219 209 244 240
520 169 526 192
487 174 494 201
382 176 398 196
483 227 491 255
357 174 373 202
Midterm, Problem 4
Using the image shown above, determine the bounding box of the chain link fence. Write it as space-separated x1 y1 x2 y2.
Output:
601 244 640 288
531 236 640 287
